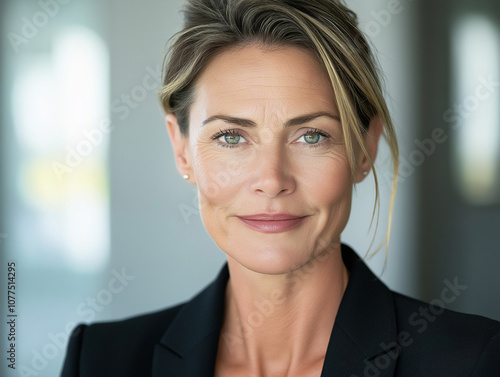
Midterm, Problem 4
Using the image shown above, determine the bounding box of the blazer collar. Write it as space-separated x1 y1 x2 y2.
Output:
152 263 228 377
320 245 399 376
152 244 399 377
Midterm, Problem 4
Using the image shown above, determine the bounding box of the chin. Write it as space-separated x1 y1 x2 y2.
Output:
225 242 314 275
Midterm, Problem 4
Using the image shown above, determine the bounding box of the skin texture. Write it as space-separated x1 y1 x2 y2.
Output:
166 45 382 376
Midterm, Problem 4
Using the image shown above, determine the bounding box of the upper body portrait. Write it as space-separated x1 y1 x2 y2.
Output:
60 0 500 376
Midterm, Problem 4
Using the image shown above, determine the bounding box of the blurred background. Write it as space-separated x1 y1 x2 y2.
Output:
1 0 499 375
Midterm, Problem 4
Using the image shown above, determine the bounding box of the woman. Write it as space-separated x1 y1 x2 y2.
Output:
61 0 500 376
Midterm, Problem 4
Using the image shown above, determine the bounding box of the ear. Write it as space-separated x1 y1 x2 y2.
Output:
165 114 195 184
355 115 383 183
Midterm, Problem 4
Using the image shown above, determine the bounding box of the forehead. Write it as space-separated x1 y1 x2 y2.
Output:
191 44 338 117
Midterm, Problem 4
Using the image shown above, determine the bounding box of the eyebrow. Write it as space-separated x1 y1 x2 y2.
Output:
201 111 341 128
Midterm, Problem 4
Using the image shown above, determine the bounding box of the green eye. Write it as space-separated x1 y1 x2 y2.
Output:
224 134 241 144
304 133 321 144
214 131 247 148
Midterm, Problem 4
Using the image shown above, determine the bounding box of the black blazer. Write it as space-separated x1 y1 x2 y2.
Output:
60 245 500 376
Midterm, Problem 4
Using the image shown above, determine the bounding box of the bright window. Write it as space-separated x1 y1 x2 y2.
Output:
452 15 500 205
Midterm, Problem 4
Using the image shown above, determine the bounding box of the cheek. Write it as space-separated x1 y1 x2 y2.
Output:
192 146 247 214
305 157 353 251
300 153 353 208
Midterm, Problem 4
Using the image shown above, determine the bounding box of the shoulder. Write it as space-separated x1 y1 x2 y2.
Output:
61 263 230 377
391 291 500 376
61 302 186 377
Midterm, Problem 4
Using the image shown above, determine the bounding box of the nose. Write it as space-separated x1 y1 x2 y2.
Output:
248 145 296 198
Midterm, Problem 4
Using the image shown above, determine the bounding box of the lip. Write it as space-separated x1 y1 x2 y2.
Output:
237 213 308 233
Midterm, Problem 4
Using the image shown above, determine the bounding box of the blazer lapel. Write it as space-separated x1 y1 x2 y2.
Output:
321 245 400 376
151 245 400 377
152 264 229 377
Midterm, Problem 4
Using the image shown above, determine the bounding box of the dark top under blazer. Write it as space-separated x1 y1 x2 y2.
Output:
60 244 500 376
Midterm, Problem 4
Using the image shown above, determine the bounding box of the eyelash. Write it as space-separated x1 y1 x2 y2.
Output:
211 129 242 149
300 128 332 148
211 128 332 149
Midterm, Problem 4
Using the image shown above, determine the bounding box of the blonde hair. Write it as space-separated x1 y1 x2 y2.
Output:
159 0 399 257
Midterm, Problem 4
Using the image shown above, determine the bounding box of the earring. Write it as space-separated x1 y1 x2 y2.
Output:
183 174 190 180
363 171 368 176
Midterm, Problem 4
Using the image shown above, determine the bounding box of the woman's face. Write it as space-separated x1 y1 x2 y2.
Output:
168 45 375 275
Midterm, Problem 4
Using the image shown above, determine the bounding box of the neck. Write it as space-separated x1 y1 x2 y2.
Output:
219 243 349 375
